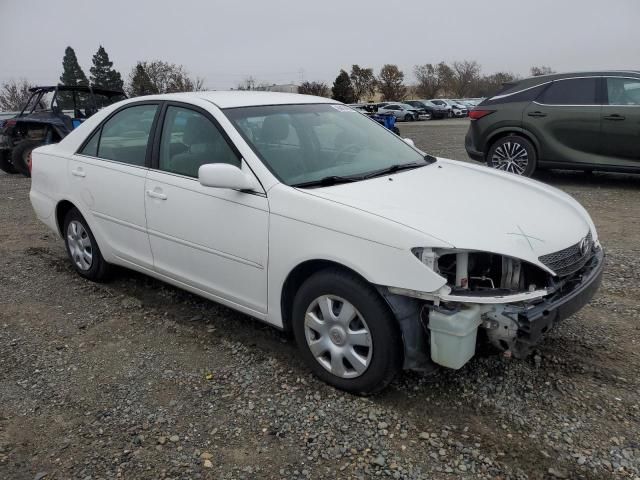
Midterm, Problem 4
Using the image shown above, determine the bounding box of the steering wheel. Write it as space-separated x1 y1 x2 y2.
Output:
334 143 361 165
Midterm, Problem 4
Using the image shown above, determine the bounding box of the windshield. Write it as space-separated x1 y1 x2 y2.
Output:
224 103 428 186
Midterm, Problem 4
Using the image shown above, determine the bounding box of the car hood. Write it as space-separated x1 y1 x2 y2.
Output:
302 159 594 269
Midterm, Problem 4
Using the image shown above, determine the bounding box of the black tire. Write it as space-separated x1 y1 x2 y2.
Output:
0 150 17 174
63 207 111 281
448 110 453 118
292 268 403 395
11 139 42 177
487 135 537 177
404 114 413 122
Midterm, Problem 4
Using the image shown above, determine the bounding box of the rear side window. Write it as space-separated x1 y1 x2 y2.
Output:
94 104 158 166
80 130 100 157
483 83 548 105
606 77 640 105
538 78 598 105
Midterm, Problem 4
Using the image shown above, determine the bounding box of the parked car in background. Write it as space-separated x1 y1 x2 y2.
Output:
429 99 468 118
30 91 603 394
378 103 423 121
405 100 447 119
0 85 126 176
465 71 640 177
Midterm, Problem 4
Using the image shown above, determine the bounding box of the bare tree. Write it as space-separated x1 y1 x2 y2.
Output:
476 72 518 97
350 65 377 102
0 78 33 111
413 63 440 99
451 60 482 97
298 81 330 97
127 61 204 96
530 65 555 77
378 64 406 101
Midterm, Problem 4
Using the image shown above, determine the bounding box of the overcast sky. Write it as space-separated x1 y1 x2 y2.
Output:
1 0 638 89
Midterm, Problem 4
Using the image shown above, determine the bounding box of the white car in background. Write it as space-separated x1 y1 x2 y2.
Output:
30 91 603 394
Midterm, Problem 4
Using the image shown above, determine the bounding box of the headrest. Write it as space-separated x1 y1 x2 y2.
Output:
183 115 214 145
260 115 290 143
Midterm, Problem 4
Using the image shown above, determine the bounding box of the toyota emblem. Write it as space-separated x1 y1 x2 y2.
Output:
579 236 591 256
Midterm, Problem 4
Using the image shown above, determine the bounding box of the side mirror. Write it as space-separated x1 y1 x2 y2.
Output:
403 138 415 147
198 163 259 191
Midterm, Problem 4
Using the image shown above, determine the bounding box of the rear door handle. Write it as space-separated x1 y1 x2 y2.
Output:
146 189 167 200
71 168 86 177
604 114 625 121
527 111 547 118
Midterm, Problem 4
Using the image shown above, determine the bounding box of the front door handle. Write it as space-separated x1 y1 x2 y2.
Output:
146 189 167 200
603 114 625 121
71 168 86 178
527 111 547 118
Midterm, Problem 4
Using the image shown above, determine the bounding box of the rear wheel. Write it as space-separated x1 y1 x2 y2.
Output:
11 140 42 177
63 208 111 281
0 150 17 174
487 135 537 177
292 269 403 395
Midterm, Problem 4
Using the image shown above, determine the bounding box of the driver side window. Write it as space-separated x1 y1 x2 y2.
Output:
159 106 240 178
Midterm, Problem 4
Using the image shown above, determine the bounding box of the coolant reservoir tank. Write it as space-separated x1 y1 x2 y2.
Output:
428 304 482 369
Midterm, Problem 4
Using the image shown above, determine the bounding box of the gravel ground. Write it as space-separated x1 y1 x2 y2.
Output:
1 119 639 480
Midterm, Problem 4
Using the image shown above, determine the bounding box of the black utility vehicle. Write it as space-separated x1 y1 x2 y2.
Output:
0 85 126 176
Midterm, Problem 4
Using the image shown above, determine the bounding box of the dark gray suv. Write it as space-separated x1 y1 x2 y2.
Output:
465 71 640 176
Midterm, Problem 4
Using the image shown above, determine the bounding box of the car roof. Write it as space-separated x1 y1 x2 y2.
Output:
510 70 640 90
131 91 336 109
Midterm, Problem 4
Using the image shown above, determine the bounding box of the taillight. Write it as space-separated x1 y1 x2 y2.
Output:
468 109 494 120
4 119 17 129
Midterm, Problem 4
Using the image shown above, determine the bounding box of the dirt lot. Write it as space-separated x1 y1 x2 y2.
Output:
1 119 639 480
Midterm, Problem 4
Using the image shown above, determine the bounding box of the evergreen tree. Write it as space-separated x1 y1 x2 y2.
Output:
59 46 88 87
128 63 158 97
331 70 355 103
90 45 124 91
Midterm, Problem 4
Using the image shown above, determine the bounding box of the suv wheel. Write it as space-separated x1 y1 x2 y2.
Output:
0 151 17 174
11 140 42 177
63 207 111 281
487 135 537 177
292 269 402 395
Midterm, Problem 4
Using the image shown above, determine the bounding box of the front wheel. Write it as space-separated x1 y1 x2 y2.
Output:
404 114 413 122
487 135 537 177
292 269 403 395
11 140 42 177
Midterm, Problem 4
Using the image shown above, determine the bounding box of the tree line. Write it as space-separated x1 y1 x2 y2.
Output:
0 46 556 111
299 62 556 103
0 45 203 110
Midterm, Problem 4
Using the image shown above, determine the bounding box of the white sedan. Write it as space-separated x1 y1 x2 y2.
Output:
30 91 604 394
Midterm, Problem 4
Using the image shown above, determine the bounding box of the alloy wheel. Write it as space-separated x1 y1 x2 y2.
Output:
304 295 372 379
67 220 93 270
491 141 529 175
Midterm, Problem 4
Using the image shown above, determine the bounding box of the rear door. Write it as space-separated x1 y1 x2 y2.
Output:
523 77 602 167
601 76 640 167
70 103 159 269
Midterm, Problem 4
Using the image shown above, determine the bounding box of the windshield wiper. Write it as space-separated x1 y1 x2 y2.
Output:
362 159 434 179
291 175 362 188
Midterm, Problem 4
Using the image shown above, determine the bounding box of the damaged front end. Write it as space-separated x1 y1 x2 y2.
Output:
384 236 604 371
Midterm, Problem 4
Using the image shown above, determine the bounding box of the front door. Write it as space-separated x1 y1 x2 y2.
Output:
144 104 269 317
601 76 640 168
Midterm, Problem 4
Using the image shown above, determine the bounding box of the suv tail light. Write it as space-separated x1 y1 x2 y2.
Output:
468 109 494 120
